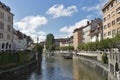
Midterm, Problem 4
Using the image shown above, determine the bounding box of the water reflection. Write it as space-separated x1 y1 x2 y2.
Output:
73 59 106 80
14 55 106 80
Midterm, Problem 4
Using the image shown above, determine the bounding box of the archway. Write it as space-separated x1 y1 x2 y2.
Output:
6 43 8 49
2 43 4 49
9 44 11 49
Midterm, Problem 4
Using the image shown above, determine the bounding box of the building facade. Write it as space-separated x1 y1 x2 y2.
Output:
0 2 13 51
73 27 83 50
102 0 120 39
58 38 72 47
90 18 103 42
13 30 27 51
82 21 91 43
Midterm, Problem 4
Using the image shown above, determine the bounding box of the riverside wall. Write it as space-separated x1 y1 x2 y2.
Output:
73 55 108 77
0 60 38 79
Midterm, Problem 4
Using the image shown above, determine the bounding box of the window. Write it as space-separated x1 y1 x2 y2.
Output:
117 27 120 33
108 31 111 36
104 17 106 22
9 44 11 49
103 9 106 14
116 7 120 13
6 43 8 49
111 11 115 17
0 33 3 38
112 29 116 34
107 14 110 19
112 29 116 37
117 17 120 23
0 12 4 19
7 34 10 39
112 20 115 26
8 15 11 22
111 3 113 8
104 25 106 29
108 23 111 28
104 33 107 37
7 25 11 31
107 6 109 11
2 43 4 49
0 22 4 30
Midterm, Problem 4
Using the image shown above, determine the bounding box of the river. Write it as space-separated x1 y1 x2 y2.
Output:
14 55 106 80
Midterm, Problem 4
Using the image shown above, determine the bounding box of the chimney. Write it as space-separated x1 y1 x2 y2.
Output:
87 21 90 25
91 20 94 22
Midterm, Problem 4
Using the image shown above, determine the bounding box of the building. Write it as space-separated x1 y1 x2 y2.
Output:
55 38 71 48
82 21 91 43
102 0 120 39
13 30 27 51
102 1 120 80
13 29 19 50
0 2 14 51
40 38 72 51
90 18 103 42
73 27 83 50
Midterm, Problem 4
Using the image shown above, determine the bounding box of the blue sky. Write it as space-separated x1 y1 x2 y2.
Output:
1 0 108 42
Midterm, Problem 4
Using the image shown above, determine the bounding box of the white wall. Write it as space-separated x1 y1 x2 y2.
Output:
83 25 91 43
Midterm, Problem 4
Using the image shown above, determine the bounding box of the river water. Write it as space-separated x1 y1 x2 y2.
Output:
15 55 106 80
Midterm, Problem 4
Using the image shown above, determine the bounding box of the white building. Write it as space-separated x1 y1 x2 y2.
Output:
82 21 91 43
0 2 14 52
13 30 27 51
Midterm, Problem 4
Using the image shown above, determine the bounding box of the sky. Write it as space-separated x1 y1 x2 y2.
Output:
0 0 108 42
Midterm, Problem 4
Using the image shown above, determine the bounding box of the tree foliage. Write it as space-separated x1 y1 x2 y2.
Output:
26 36 33 46
45 33 55 51
78 33 120 51
59 46 74 51
102 53 108 64
35 44 43 55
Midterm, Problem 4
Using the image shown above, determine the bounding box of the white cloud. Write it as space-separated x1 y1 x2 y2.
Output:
46 4 78 18
60 19 89 35
14 15 48 42
37 31 46 36
81 5 100 12
86 15 92 19
81 0 108 15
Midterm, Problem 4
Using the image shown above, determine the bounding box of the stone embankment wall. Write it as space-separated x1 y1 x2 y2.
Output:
0 60 37 79
73 55 108 77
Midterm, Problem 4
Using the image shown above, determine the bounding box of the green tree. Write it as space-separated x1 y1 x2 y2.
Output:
35 44 43 55
102 53 108 64
59 46 74 51
45 33 55 51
